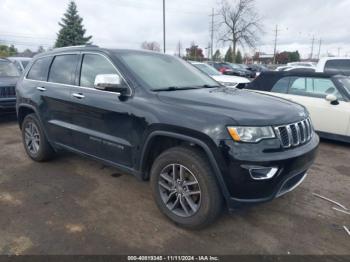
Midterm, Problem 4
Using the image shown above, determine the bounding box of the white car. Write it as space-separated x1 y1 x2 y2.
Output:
316 57 350 75
247 71 350 142
287 62 316 67
284 66 315 72
190 62 250 88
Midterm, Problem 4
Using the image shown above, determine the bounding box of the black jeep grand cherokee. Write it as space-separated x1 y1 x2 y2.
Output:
16 46 319 228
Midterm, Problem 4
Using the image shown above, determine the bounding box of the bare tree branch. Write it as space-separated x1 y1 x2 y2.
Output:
141 41 161 52
217 0 263 57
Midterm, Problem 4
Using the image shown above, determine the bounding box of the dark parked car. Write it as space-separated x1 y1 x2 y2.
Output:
16 46 319 228
246 64 269 76
0 58 20 111
228 63 256 78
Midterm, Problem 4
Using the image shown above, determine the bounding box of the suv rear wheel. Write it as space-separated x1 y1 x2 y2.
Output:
150 146 223 229
21 113 54 161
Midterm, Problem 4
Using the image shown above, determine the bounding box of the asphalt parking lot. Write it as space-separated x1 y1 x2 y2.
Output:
0 113 349 255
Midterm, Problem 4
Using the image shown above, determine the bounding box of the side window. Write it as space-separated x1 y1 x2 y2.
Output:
271 77 289 93
288 77 342 99
27 57 52 81
312 78 342 99
48 55 78 85
80 54 117 88
288 77 311 96
324 60 350 75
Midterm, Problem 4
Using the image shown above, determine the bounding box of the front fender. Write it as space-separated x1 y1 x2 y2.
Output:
139 130 231 200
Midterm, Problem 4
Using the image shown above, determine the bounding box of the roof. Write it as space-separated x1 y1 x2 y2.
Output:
246 71 338 91
34 45 169 59
318 57 350 62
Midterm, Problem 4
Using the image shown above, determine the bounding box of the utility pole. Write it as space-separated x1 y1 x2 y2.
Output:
317 39 322 59
310 36 315 60
163 0 166 53
273 25 278 64
338 47 341 57
177 41 182 57
210 8 215 60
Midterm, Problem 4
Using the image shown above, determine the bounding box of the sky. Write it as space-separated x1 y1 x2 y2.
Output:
0 0 349 59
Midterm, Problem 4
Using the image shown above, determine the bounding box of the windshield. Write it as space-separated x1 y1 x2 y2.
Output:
336 77 350 95
0 61 20 77
118 52 218 90
193 63 221 76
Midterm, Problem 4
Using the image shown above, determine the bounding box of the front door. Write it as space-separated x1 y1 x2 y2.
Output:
69 53 135 168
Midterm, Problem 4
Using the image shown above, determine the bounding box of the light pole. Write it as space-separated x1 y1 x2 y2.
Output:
163 0 166 53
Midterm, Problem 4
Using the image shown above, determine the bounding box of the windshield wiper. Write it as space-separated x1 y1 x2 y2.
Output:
152 86 200 92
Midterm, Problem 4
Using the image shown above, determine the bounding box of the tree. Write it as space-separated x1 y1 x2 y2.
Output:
275 51 301 64
212 49 221 61
289 51 300 62
55 1 92 48
235 49 243 63
0 44 18 57
185 42 204 61
224 46 234 62
37 46 45 53
218 0 263 58
8 45 18 56
275 52 289 64
141 41 161 52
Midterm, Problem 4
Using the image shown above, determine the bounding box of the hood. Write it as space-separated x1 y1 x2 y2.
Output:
212 75 250 84
157 87 308 126
0 76 19 87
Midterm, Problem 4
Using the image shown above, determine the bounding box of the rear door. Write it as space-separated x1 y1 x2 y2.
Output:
43 53 79 146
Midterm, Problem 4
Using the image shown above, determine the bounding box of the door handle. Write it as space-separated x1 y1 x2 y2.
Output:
72 93 85 99
36 87 46 92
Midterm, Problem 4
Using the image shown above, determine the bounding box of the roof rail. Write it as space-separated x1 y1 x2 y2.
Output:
53 44 99 51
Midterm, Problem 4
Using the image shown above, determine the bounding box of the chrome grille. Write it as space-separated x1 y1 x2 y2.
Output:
274 118 313 148
0 86 16 98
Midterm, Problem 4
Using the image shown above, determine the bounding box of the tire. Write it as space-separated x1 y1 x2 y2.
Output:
150 146 223 229
21 113 54 162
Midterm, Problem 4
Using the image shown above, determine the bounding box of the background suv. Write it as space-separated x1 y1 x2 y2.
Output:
0 58 20 111
16 46 319 228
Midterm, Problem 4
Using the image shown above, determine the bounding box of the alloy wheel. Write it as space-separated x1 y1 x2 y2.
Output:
158 163 201 217
24 121 40 155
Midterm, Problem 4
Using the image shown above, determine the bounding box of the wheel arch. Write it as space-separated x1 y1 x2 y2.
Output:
140 130 230 199
17 104 39 129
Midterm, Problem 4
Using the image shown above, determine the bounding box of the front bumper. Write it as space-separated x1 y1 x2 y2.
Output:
0 98 16 110
218 133 319 210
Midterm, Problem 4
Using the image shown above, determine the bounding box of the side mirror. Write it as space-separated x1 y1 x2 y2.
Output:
325 94 339 105
94 74 128 94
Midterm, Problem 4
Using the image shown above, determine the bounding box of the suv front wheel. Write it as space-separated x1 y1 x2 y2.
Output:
150 146 223 229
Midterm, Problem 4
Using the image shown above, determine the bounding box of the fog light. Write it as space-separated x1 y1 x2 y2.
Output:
242 165 279 180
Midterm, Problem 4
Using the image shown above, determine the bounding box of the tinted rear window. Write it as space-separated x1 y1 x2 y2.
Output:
324 59 350 75
27 57 52 81
48 55 78 85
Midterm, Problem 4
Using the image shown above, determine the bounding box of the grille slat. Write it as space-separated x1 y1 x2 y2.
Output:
274 118 313 149
0 86 16 98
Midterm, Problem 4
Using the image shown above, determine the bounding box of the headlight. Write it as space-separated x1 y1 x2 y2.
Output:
227 126 275 143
